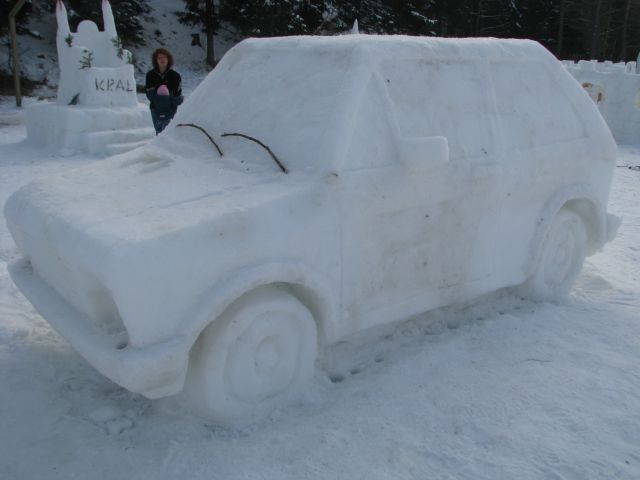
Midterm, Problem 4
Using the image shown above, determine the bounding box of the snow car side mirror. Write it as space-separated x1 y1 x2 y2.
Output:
397 135 450 169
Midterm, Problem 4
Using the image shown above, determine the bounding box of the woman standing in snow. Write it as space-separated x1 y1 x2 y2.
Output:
145 48 183 134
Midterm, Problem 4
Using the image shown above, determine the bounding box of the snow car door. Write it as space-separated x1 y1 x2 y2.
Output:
340 157 501 331
339 59 503 331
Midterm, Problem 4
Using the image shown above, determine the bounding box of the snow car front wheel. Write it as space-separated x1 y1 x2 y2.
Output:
523 209 588 302
184 285 318 424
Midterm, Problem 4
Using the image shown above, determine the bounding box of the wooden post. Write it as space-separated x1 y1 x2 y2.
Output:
9 0 29 107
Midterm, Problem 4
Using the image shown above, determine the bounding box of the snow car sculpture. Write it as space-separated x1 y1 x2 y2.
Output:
5 36 619 424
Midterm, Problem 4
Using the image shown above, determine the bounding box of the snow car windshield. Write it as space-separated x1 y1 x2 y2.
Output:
168 41 355 174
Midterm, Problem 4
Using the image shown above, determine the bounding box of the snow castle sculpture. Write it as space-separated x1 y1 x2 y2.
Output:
26 0 154 155
563 59 640 144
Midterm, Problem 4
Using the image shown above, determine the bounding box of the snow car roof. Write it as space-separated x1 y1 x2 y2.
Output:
233 34 554 63
162 35 558 174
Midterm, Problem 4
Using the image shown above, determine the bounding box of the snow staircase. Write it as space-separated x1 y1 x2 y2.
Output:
103 139 150 156
84 127 155 156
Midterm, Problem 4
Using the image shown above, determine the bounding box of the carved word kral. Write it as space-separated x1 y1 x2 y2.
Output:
95 78 134 92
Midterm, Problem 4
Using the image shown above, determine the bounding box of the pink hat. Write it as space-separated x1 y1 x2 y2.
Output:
157 85 170 96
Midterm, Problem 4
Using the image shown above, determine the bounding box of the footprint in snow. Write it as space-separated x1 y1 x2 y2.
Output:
89 405 135 435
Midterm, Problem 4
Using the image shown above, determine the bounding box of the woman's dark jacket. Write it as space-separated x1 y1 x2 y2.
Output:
145 68 183 117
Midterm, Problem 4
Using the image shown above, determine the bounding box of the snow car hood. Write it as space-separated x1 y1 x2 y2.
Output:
6 144 308 243
5 144 325 351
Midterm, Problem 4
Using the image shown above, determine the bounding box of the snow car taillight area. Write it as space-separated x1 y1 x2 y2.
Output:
5 35 618 425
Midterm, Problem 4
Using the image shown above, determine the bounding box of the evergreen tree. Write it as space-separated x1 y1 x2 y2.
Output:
218 0 329 36
0 0 33 37
177 0 218 66
177 0 640 63
329 0 398 33
64 0 151 46
423 0 475 36
474 0 516 37
616 0 640 61
388 0 437 35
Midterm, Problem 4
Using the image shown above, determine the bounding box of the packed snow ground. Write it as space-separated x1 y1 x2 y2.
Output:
0 94 639 478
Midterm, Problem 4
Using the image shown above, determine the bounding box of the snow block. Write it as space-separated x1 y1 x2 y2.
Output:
26 102 153 155
80 66 138 108
83 127 155 155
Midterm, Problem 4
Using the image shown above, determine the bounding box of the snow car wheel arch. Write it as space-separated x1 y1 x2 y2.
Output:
180 263 340 350
527 187 606 269
521 209 588 302
183 285 318 424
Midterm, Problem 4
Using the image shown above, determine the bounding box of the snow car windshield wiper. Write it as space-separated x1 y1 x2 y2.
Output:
177 123 288 174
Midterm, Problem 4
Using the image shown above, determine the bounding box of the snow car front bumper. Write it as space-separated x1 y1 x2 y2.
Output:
9 259 190 399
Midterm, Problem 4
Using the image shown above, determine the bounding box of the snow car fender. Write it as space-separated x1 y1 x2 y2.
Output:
526 184 608 279
181 261 340 358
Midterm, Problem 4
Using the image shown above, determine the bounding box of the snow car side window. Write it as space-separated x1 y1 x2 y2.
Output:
380 60 493 162
490 62 586 153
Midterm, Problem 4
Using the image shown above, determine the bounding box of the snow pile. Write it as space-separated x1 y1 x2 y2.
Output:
564 59 640 143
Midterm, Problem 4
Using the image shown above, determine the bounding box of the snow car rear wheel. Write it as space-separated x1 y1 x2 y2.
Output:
184 285 318 424
523 209 588 302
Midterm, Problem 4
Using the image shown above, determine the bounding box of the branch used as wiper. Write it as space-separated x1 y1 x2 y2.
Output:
175 123 288 174
176 123 223 157
222 132 288 174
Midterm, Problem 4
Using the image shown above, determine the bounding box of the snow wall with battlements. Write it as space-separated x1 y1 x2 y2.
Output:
563 59 640 144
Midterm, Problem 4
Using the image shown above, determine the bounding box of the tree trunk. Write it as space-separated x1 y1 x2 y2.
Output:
9 0 29 107
556 0 566 57
205 0 215 67
474 0 482 36
600 0 614 60
619 0 632 61
590 0 603 59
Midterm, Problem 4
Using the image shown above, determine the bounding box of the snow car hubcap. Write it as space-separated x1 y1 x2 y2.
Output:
225 313 302 402
522 209 588 302
543 222 577 288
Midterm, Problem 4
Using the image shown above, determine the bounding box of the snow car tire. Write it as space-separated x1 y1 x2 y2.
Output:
523 209 588 302
184 285 318 424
